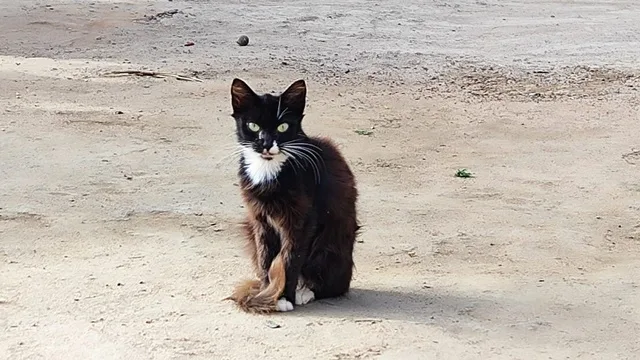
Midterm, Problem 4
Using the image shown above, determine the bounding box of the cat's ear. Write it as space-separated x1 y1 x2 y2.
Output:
280 79 306 114
231 78 258 114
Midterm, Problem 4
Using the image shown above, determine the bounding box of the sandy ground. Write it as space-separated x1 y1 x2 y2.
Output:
1 1 640 359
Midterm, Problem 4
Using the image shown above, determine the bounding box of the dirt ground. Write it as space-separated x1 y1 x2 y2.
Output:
1 1 640 359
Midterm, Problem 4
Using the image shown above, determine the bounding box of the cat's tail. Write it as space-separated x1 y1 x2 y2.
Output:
224 254 286 314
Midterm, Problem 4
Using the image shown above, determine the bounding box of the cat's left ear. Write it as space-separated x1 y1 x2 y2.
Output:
231 78 258 115
280 79 306 114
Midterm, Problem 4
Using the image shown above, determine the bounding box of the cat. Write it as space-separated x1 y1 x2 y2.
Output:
224 78 360 313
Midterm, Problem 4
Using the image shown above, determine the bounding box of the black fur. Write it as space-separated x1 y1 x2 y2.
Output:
227 78 360 311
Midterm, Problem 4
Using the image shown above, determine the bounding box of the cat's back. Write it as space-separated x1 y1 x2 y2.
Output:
308 136 359 236
309 136 357 202
309 136 354 176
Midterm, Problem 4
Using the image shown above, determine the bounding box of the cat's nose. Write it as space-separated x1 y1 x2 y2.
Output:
264 140 280 155
262 138 275 150
260 135 271 147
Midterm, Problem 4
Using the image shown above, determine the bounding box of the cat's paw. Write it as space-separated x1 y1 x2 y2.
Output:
295 286 315 305
276 298 294 312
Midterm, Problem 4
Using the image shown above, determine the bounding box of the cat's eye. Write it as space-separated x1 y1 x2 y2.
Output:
277 123 289 133
247 122 260 132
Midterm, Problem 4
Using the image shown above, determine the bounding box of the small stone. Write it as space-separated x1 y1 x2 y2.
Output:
265 320 281 328
237 35 249 46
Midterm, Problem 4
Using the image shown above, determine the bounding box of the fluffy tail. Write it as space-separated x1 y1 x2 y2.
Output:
224 254 287 314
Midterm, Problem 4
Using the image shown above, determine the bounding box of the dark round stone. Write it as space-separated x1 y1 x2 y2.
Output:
237 35 249 46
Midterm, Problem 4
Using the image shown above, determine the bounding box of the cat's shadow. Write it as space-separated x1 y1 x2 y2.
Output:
291 287 553 350
295 287 498 324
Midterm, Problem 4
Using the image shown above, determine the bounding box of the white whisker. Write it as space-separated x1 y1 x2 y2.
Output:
284 144 324 166
282 150 303 176
283 148 319 184
215 146 246 168
282 140 322 152
277 96 290 120
277 96 282 117
281 145 324 184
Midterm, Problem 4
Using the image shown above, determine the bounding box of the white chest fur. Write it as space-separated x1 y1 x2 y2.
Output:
242 148 287 185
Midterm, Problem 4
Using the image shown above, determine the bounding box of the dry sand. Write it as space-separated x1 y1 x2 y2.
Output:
1 1 640 359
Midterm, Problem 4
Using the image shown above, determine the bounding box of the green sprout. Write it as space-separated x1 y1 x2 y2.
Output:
354 129 373 136
455 169 474 178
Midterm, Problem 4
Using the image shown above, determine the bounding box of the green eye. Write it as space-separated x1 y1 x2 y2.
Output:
277 123 289 133
247 122 260 132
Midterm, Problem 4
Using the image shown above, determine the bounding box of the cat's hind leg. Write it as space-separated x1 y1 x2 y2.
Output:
295 277 316 305
302 250 354 301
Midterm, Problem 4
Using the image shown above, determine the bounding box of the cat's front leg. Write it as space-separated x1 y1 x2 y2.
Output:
249 217 281 288
281 215 317 306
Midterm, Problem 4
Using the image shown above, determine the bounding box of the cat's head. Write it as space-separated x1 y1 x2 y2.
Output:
230 78 307 161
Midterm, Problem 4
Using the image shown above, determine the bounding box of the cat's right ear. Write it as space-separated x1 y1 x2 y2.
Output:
231 78 258 114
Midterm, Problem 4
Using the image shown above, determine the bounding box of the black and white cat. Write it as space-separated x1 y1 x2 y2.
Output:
225 78 360 313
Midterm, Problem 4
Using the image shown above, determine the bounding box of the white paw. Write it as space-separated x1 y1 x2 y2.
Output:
276 298 294 312
295 286 315 305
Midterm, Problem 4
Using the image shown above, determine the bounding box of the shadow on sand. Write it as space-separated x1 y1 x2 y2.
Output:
294 287 499 324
